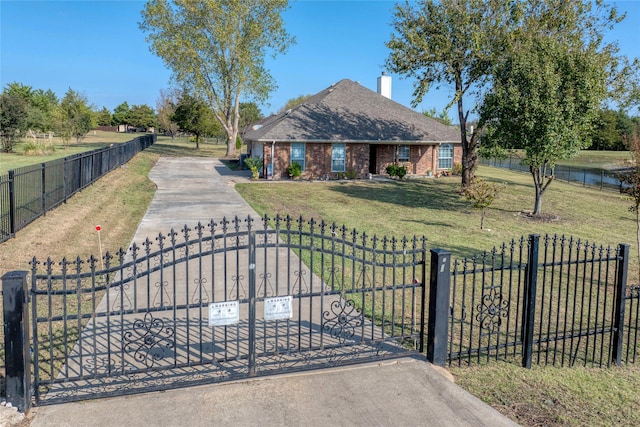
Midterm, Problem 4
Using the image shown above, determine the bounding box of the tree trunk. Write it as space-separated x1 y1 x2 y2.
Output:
226 133 236 157
455 75 477 189
533 186 543 216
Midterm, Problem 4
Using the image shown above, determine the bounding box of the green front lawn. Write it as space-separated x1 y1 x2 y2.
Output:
236 165 640 427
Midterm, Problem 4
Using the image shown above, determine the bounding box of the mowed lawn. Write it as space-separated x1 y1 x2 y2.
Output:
235 166 640 426
1 139 638 426
236 165 637 266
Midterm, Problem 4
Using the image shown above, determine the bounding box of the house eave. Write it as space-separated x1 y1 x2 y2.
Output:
247 138 460 145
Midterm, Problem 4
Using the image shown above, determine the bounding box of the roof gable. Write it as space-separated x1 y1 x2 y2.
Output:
245 79 460 143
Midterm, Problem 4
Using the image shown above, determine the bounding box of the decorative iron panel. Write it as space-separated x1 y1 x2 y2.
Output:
29 215 427 405
449 234 628 368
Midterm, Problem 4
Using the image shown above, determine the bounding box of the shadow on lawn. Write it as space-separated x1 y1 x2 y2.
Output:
327 179 469 212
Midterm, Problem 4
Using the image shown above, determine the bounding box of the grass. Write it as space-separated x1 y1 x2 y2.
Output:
450 362 640 426
236 167 637 265
235 167 640 427
1 140 638 425
0 131 137 174
0 131 234 175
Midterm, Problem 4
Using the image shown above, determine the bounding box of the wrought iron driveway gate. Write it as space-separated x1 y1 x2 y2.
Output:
28 215 427 405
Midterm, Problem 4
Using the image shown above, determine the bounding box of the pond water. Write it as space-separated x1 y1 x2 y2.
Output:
480 157 631 191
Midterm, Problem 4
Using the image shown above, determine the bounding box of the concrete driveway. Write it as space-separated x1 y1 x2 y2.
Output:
28 157 517 427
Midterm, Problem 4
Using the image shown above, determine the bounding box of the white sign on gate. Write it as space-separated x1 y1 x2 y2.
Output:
208 301 239 326
264 295 293 321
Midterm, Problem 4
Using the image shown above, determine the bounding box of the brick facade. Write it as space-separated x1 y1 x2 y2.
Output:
260 142 461 179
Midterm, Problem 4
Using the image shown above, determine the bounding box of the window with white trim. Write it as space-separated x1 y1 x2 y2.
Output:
290 143 306 170
331 143 346 172
438 144 453 169
398 145 410 162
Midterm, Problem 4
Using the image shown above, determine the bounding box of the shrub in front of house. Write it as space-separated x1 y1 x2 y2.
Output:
287 161 302 178
386 164 407 180
244 156 262 179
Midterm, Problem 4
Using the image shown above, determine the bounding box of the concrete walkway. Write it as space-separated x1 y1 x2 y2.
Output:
29 157 518 427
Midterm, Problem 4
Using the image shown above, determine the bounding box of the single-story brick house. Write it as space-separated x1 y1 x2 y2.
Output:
243 77 462 179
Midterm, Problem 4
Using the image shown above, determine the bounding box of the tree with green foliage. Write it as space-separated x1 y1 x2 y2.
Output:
57 88 94 145
0 90 28 152
423 108 453 126
591 109 635 151
156 88 179 137
29 88 58 132
386 0 516 188
95 107 113 126
112 102 131 126
4 82 58 133
278 94 312 114
128 104 157 130
479 1 626 216
172 93 219 148
140 0 294 157
239 102 263 132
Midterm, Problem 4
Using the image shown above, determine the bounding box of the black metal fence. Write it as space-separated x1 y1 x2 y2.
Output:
0 134 156 243
2 223 638 410
437 234 637 368
479 156 629 192
2 215 426 408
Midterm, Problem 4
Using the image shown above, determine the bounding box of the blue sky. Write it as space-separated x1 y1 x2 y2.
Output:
2 0 639 119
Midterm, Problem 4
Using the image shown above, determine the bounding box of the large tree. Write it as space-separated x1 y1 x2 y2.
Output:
140 0 294 157
479 1 624 216
0 90 28 152
277 94 312 114
238 102 263 132
95 107 113 127
112 102 131 126
57 88 94 145
156 88 179 138
386 0 516 188
172 93 219 149
128 104 157 130
3 82 58 133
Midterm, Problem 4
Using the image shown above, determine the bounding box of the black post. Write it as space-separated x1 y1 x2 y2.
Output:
8 170 16 237
41 163 46 214
418 245 428 354
63 157 68 203
2 271 31 412
248 231 257 376
612 244 630 366
427 249 451 366
521 234 540 368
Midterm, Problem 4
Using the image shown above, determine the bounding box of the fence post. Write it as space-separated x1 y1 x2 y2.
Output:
2 271 31 412
521 234 540 368
247 230 257 376
427 249 451 366
8 170 16 237
41 163 46 214
612 243 630 366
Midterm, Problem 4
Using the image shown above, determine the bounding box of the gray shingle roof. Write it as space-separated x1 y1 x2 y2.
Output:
244 79 460 144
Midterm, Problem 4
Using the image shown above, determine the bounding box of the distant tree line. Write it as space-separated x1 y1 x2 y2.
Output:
0 81 264 153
